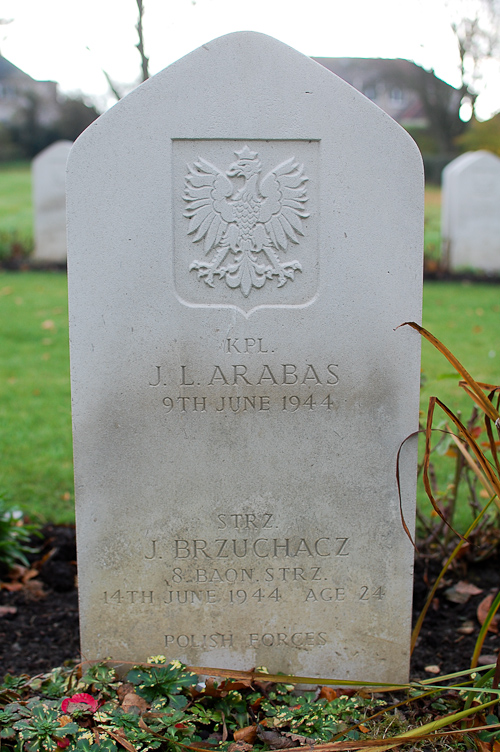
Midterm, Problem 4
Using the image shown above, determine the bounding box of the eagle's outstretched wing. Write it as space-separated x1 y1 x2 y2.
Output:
259 158 309 252
183 158 235 254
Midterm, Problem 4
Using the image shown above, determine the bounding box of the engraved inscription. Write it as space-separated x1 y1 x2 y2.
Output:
225 337 269 354
163 632 329 649
149 363 339 388
119 511 391 630
150 361 340 416
183 146 309 297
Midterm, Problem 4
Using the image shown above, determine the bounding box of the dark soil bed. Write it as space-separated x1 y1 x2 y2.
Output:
0 526 498 680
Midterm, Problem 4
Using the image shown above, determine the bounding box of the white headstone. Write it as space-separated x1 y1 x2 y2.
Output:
67 32 423 684
442 150 500 272
32 140 72 262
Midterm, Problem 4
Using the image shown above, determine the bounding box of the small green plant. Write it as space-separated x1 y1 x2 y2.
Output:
0 491 40 573
126 658 197 706
1 661 500 751
0 229 33 264
262 692 383 742
78 663 120 697
12 700 79 751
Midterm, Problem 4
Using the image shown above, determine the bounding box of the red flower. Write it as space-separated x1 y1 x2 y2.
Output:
57 739 70 749
61 693 99 714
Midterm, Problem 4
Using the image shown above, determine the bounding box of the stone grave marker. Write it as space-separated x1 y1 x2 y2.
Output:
442 150 500 273
32 140 72 262
67 32 423 683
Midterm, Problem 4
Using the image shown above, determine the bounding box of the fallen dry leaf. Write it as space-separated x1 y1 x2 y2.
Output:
444 581 483 605
233 725 257 744
457 620 475 635
122 691 149 714
1 583 23 592
1 565 44 596
202 677 253 698
424 665 440 674
117 682 135 702
257 728 296 749
227 742 253 752
103 728 137 752
0 606 17 617
456 581 483 595
474 739 494 752
478 654 498 666
23 579 46 599
477 594 500 633
319 686 337 701
283 731 317 745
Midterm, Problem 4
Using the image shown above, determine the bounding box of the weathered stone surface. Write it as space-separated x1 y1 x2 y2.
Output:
67 32 423 683
442 150 500 272
32 140 72 262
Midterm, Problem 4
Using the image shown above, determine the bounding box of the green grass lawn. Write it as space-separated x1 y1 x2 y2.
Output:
0 162 33 235
0 270 499 526
424 184 441 264
0 272 73 523
0 162 34 258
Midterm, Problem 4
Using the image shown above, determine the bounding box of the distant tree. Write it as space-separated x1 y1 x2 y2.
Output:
448 0 500 117
456 112 500 154
6 94 100 159
8 92 57 158
56 97 100 141
412 66 468 153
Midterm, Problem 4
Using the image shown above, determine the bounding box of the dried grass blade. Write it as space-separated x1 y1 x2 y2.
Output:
434 398 500 497
187 665 407 688
355 698 500 752
471 590 500 668
422 397 466 540
448 432 498 503
486 414 500 477
494 653 500 690
395 430 420 547
486 387 500 476
400 322 500 428
178 724 500 752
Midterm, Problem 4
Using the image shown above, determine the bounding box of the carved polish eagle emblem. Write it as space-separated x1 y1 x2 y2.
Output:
183 146 309 297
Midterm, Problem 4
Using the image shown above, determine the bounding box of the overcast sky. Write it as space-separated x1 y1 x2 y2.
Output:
1 0 499 119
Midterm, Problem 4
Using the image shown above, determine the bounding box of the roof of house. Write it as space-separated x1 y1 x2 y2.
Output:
0 54 34 82
312 57 459 125
312 56 454 88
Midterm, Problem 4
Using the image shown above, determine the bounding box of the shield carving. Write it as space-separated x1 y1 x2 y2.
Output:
173 139 319 316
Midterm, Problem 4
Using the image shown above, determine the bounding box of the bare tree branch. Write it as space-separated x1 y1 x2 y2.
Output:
135 0 150 82
102 69 125 102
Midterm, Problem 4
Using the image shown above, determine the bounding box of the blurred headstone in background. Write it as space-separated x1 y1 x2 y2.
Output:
442 150 500 273
32 140 72 263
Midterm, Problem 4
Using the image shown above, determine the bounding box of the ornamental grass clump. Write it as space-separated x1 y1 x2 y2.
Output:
401 323 500 666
